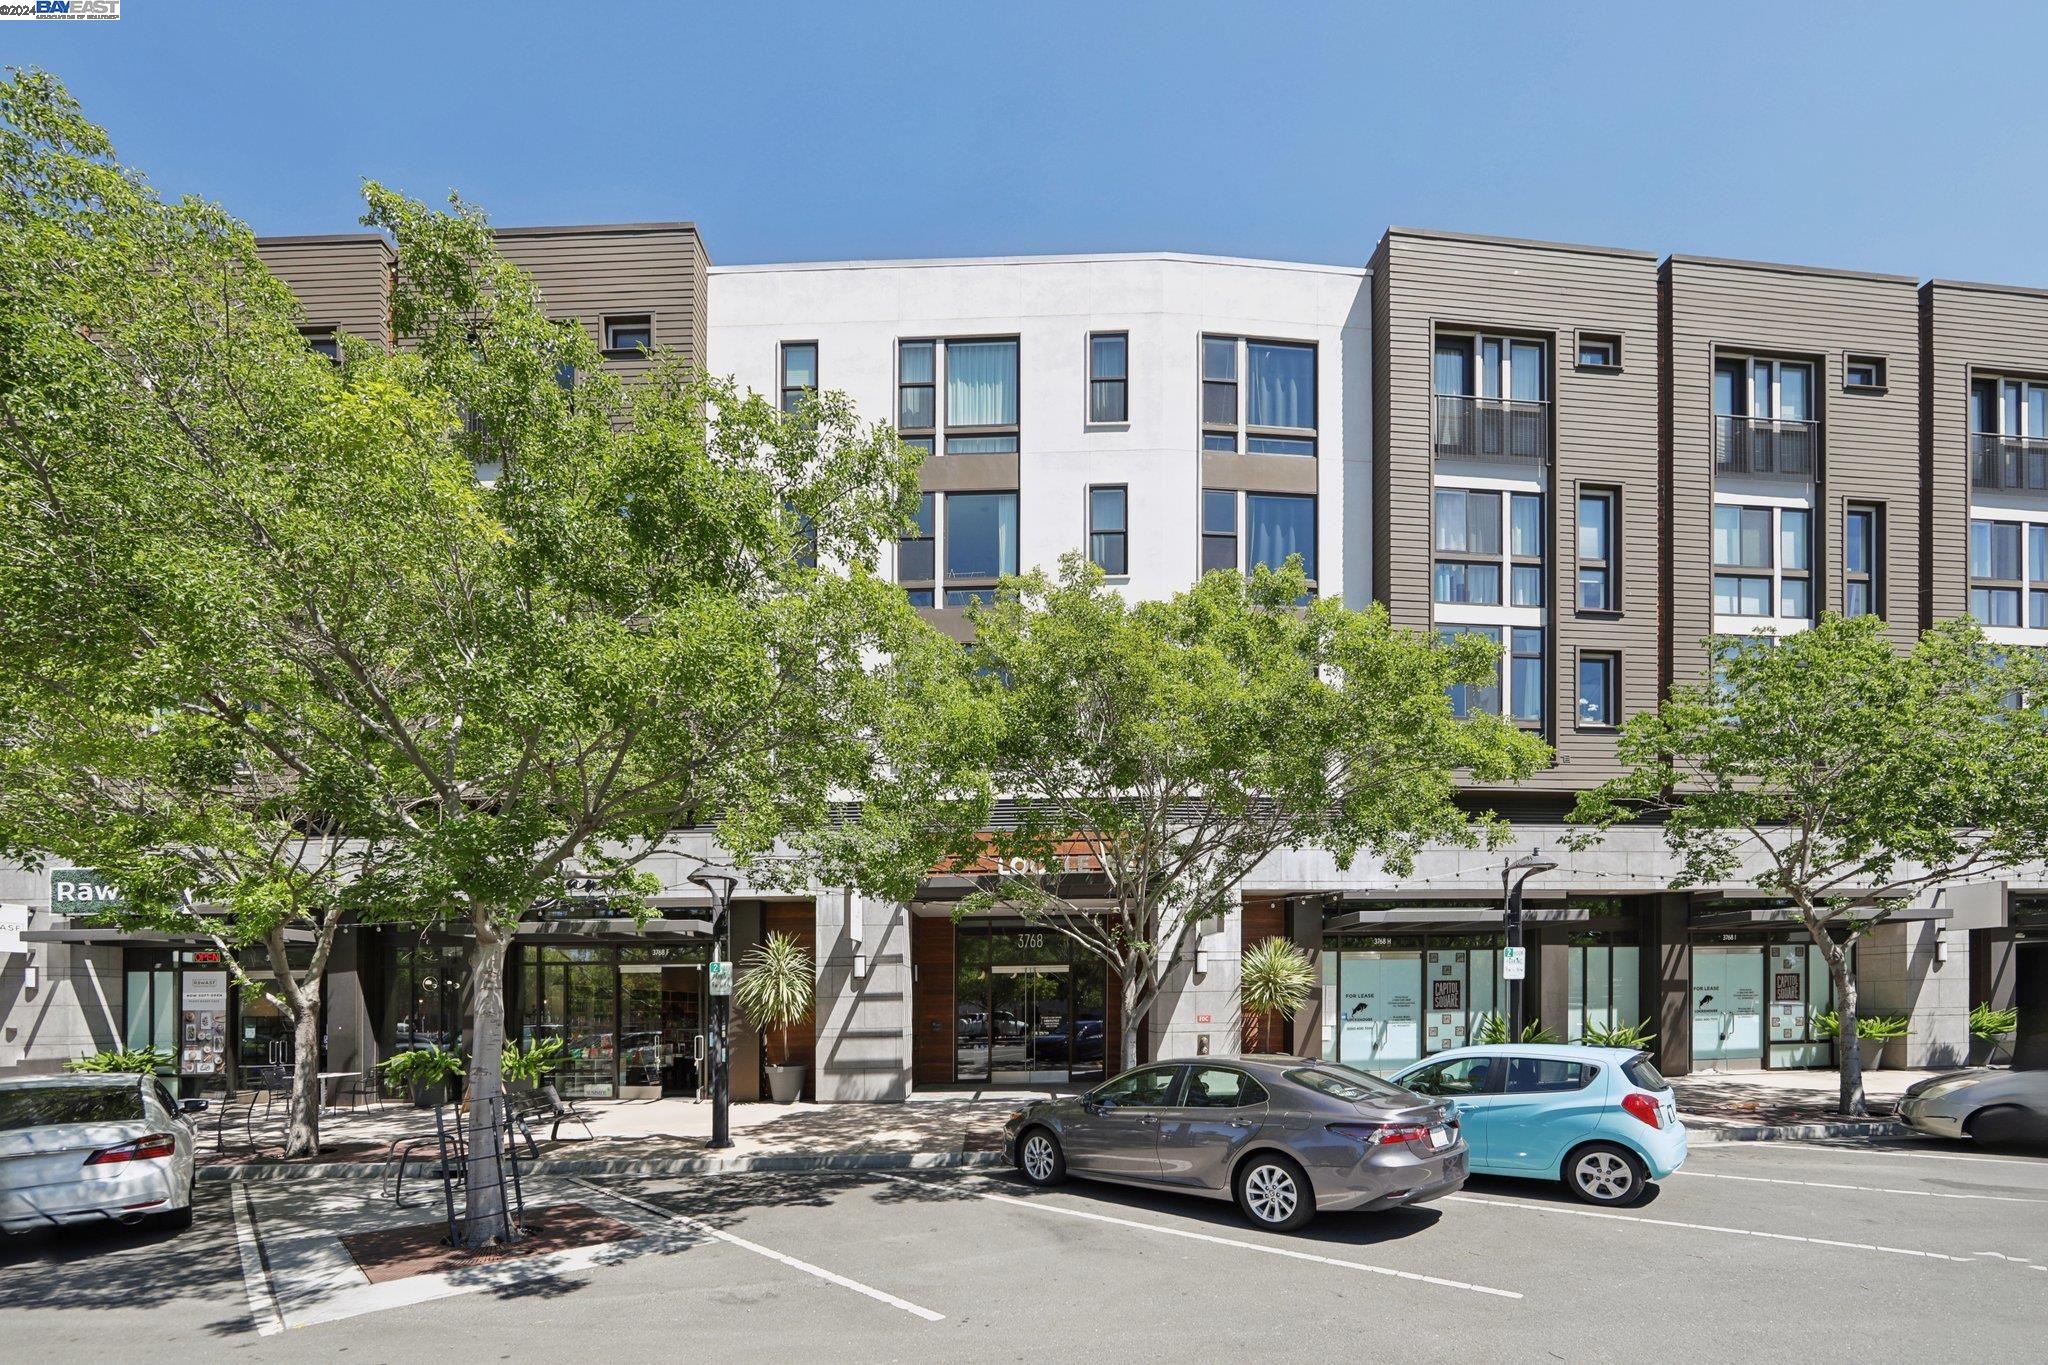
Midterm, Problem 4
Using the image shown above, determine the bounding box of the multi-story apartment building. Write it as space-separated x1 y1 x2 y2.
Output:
4 218 2044 1104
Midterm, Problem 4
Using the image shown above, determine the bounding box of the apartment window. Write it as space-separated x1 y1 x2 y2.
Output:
1437 624 1543 725
1578 489 1617 611
1089 485 1128 575
1576 333 1620 370
780 342 818 413
1968 517 2048 629
1247 492 1316 584
1713 504 1810 620
1578 652 1618 727
603 315 653 354
943 491 1019 605
1435 334 1546 402
898 493 935 607
1433 332 1548 461
1201 489 1238 574
1714 356 1813 421
1202 336 1315 455
1973 375 2048 439
1088 333 1128 424
1845 503 1882 618
1435 488 1541 607
898 341 936 448
302 329 341 365
1843 354 1886 391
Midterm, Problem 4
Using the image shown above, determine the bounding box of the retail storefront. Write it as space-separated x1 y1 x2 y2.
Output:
117 943 328 1093
952 923 1109 1085
513 942 712 1100
1686 934 1839 1069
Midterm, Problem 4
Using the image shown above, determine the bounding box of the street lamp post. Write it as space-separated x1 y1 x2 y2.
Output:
689 863 741 1151
1502 852 1557 1040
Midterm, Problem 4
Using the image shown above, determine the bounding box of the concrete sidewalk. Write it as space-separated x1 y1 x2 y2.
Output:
1672 1066 1944 1141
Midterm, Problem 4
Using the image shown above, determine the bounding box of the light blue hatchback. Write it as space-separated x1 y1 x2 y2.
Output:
1389 1044 1686 1206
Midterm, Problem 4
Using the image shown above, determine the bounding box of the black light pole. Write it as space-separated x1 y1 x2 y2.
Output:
1502 853 1557 1040
690 863 740 1151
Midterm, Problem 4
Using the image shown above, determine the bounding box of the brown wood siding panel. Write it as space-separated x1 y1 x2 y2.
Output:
1377 231 1659 791
1921 282 2048 627
762 901 818 1100
256 238 393 346
1239 897 1288 1051
1370 237 1394 612
1664 260 1922 693
495 228 707 374
911 915 954 1086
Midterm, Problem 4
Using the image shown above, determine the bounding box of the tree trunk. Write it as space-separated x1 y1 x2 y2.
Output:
283 989 324 1159
460 930 521 1247
1118 967 1146 1073
1828 943 1865 1118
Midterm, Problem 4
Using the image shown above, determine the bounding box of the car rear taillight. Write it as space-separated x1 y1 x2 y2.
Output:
83 1133 177 1165
1621 1092 1663 1130
1330 1122 1433 1147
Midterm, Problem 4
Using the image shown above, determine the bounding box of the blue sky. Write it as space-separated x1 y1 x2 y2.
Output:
8 2 2042 281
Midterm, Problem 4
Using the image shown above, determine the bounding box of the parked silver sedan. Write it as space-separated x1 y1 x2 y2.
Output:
1898 1068 2048 1144
1003 1055 1467 1231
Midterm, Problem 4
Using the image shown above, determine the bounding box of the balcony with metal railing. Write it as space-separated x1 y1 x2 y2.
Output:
1972 431 2048 492
1432 394 1548 463
1714 415 1817 479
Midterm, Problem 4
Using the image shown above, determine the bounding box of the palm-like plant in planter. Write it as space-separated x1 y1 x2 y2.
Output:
734 932 815 1104
1239 937 1315 1053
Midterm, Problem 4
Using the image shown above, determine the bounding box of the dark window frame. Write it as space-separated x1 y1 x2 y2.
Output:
1844 501 1883 619
1201 488 1239 575
1577 649 1620 730
941 488 1020 607
1088 483 1128 576
301 327 342 365
898 492 936 606
1088 331 1129 425
1577 486 1619 614
1245 490 1319 591
1201 334 1317 457
602 314 654 357
779 341 818 413
1842 352 1887 393
1574 331 1621 371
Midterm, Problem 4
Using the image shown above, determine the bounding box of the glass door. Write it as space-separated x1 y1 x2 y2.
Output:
991 964 1070 1084
1692 946 1765 1066
618 966 666 1097
1332 951 1423 1073
661 965 704 1097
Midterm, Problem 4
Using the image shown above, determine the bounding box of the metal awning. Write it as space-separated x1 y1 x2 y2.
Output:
24 927 319 946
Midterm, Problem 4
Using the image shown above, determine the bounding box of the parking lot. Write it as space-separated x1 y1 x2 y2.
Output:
3 1137 2045 1361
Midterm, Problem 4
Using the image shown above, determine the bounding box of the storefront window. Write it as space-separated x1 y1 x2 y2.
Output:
387 943 468 1053
520 946 617 1099
1566 931 1642 1041
951 924 1106 1084
1320 938 1427 1073
1690 934 1845 1068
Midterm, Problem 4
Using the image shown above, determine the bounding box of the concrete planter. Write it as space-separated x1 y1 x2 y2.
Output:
1858 1036 1889 1072
765 1064 805 1104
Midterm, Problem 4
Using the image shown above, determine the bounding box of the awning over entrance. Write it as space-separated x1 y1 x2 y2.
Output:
1324 900 1587 935
1685 891 1955 930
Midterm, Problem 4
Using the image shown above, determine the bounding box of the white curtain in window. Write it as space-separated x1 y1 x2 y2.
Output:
1247 343 1314 429
1248 493 1316 579
946 341 1018 427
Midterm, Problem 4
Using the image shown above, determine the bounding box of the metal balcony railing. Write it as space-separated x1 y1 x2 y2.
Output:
1972 432 2048 492
1714 415 1817 478
1433 394 1548 463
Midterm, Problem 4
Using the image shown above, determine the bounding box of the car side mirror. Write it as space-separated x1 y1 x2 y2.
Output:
180 1098 210 1113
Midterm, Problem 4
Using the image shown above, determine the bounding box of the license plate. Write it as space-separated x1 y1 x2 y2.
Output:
1429 1125 1451 1149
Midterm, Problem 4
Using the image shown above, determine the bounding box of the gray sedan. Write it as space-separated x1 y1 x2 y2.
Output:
1002 1055 1467 1231
1898 1067 2048 1144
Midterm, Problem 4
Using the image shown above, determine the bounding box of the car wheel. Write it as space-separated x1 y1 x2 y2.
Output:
1233 1153 1315 1232
1966 1105 2045 1146
1017 1127 1067 1186
149 1178 196 1232
1565 1143 1649 1207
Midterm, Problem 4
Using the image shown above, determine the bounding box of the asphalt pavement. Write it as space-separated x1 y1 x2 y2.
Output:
4 1136 2044 1361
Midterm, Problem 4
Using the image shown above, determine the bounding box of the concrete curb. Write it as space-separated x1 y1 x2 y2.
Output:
200 1148 1008 1184
1686 1119 1912 1144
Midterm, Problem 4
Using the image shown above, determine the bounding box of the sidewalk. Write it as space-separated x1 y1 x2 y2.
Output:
1673 1066 1943 1140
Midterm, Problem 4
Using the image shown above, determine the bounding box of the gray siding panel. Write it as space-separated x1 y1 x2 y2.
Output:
1374 229 1659 793
1921 282 2048 627
256 236 393 345
496 226 709 374
1664 259 1921 694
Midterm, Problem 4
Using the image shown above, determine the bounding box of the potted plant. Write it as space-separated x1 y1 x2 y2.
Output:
378 1044 465 1108
1238 937 1315 1052
1970 1002 2019 1066
1813 1010 1909 1070
1580 1017 1658 1049
1475 1013 1560 1044
501 1037 566 1094
734 931 815 1104
63 1046 173 1075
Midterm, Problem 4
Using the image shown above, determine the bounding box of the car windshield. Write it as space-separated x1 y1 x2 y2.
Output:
1285 1066 1412 1104
1622 1053 1670 1092
0 1084 144 1131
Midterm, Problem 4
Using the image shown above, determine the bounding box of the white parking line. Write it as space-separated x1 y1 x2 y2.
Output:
1702 1140 2048 1171
569 1178 944 1322
1673 1168 2048 1205
1449 1193 2029 1269
228 1182 287 1338
879 1172 1522 1301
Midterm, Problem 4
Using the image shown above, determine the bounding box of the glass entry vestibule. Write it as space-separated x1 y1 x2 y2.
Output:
515 943 711 1100
954 924 1108 1084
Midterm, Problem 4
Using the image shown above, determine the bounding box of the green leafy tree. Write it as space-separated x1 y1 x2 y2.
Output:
0 72 951 1242
1571 615 2048 1116
953 555 1549 1071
